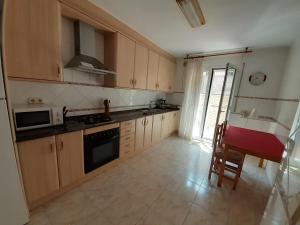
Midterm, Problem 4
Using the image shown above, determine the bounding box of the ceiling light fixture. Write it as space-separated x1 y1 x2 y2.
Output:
176 0 206 28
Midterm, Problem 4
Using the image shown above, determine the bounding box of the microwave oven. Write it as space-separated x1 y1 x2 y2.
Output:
13 106 64 131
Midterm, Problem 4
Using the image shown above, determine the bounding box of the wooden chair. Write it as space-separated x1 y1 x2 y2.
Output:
208 121 246 190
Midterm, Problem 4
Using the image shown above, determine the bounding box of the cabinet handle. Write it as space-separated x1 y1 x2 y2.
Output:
133 79 137 86
157 83 160 89
125 136 131 141
60 140 64 151
130 78 133 86
125 144 130 147
57 64 61 78
50 142 53 152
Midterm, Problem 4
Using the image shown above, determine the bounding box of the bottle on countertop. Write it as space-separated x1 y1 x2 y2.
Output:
104 99 110 116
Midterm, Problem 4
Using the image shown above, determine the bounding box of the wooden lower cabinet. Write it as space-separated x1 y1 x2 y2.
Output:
144 116 154 149
135 117 145 152
152 114 163 144
120 120 136 159
161 112 171 139
161 111 179 139
17 136 59 205
135 115 153 151
56 131 84 188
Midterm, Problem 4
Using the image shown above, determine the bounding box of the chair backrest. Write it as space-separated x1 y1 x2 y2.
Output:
213 121 227 152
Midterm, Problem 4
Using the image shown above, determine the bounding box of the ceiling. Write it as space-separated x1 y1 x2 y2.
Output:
90 0 300 57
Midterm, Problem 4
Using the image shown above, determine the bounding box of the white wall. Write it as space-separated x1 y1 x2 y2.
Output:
169 47 290 119
275 38 300 128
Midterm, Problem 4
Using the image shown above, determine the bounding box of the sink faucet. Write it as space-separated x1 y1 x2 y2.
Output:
149 100 156 109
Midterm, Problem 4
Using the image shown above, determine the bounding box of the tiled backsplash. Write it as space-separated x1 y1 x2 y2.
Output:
9 69 166 116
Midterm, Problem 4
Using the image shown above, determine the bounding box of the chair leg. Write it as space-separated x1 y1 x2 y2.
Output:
208 154 215 180
218 146 228 187
233 154 245 190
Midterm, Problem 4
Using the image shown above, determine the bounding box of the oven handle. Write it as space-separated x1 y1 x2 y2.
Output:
84 134 120 145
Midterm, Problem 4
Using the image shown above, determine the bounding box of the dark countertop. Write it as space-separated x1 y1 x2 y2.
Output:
15 108 180 142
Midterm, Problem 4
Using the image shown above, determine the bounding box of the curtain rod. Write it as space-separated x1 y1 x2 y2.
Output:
184 47 252 60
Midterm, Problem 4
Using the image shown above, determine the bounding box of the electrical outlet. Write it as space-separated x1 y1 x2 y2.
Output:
27 97 43 104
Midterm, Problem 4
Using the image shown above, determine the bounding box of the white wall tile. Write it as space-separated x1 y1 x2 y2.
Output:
9 80 166 112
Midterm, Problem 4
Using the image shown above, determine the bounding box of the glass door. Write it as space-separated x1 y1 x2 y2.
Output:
202 68 226 140
215 63 237 127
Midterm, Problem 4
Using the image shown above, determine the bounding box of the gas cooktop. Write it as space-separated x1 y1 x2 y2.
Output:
71 114 113 125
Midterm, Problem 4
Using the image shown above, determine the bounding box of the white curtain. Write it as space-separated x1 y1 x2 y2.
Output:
179 58 204 140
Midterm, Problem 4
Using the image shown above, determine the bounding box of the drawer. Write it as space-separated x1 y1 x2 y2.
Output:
120 140 135 158
120 133 135 146
120 120 136 136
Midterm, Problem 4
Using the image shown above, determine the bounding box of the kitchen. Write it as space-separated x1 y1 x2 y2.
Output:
1 0 300 225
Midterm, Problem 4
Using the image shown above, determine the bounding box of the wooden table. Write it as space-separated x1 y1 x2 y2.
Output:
218 126 285 187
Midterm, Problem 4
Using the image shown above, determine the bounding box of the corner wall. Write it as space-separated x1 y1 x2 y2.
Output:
275 39 300 128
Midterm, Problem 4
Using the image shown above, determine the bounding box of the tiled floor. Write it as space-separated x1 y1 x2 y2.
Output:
28 136 271 225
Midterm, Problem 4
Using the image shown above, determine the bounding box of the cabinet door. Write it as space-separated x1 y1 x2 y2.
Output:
17 136 59 204
173 111 180 132
157 56 169 91
4 0 62 81
134 43 148 89
161 112 173 138
135 117 145 152
168 61 176 92
152 114 162 144
144 116 153 149
56 131 84 188
116 33 135 88
147 50 159 90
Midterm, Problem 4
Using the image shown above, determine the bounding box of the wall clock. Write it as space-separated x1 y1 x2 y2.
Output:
249 72 267 86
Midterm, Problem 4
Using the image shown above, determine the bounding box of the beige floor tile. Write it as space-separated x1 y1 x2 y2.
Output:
28 136 271 225
140 192 191 225
27 208 52 225
183 203 227 225
101 191 149 225
43 189 98 225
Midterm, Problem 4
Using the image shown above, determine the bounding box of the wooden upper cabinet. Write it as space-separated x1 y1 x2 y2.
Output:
134 43 148 89
168 61 176 92
56 131 84 188
17 136 59 205
157 56 170 91
116 33 135 88
147 50 159 90
4 0 62 81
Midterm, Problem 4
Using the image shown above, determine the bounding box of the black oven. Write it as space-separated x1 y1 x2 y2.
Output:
84 127 120 173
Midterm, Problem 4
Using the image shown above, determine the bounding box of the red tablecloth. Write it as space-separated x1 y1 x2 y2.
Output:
222 126 285 163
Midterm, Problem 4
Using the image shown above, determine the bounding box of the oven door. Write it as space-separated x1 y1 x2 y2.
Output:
84 128 120 173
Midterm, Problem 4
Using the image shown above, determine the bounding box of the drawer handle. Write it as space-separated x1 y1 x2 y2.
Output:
125 144 130 147
124 129 131 133
125 150 130 154
125 136 131 140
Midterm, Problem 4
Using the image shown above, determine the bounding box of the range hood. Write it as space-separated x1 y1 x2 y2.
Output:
65 20 116 75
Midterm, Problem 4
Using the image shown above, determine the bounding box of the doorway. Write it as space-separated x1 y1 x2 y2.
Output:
201 64 237 140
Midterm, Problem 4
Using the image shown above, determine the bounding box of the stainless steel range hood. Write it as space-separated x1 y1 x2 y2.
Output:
65 20 116 75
